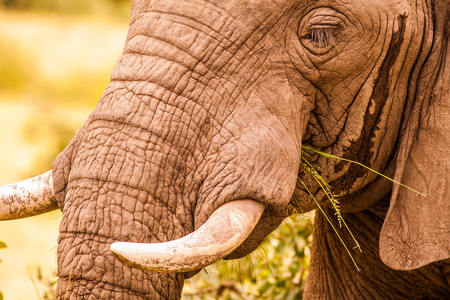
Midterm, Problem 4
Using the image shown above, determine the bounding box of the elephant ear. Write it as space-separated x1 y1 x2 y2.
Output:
380 6 449 270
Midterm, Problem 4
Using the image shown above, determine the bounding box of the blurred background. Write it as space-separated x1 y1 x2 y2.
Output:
0 1 312 299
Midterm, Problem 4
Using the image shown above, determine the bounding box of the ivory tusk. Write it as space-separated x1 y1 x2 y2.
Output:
110 199 265 272
0 170 58 220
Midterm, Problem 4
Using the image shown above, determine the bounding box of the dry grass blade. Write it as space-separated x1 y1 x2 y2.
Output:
302 145 426 196
300 150 362 254
300 152 342 225
298 179 362 272
296 144 426 270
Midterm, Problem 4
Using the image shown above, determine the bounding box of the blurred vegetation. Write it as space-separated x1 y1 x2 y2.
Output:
0 33 96 171
36 266 58 300
183 215 313 299
0 241 6 300
0 0 131 19
0 2 129 298
0 0 131 176
0 1 314 299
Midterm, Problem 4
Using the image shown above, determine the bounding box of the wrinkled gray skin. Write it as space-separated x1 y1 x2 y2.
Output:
40 0 450 298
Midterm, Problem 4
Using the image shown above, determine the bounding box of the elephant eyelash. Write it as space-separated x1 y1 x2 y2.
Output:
309 27 336 47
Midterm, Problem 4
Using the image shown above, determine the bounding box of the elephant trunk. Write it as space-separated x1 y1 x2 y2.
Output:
0 171 58 220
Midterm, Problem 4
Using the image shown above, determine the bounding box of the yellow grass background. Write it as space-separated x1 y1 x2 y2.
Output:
0 10 128 299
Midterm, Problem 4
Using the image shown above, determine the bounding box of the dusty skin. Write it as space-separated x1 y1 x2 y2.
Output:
1 0 449 299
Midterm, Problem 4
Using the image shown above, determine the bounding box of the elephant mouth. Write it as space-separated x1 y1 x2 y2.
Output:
0 171 266 272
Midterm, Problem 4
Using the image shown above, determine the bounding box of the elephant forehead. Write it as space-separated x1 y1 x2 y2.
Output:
130 0 290 28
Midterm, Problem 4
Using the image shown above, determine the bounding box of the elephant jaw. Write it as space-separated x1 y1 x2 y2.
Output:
110 199 265 272
0 171 58 220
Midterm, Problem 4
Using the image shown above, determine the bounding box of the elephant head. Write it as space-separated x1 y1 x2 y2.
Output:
1 0 449 299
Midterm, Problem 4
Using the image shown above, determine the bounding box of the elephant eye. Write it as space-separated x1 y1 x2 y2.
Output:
299 25 339 55
307 27 336 47
297 8 345 56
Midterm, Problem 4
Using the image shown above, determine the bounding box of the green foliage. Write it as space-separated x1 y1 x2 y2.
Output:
182 215 313 299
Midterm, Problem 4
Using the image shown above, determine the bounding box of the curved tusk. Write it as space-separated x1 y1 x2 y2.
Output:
110 199 265 272
0 170 58 220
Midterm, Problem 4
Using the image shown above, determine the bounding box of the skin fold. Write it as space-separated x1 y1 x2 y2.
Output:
2 0 449 299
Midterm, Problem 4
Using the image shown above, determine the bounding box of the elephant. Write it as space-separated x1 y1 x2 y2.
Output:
1 0 449 298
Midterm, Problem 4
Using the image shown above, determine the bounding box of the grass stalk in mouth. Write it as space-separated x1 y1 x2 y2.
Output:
297 180 362 271
300 151 362 253
297 145 425 270
302 145 426 196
